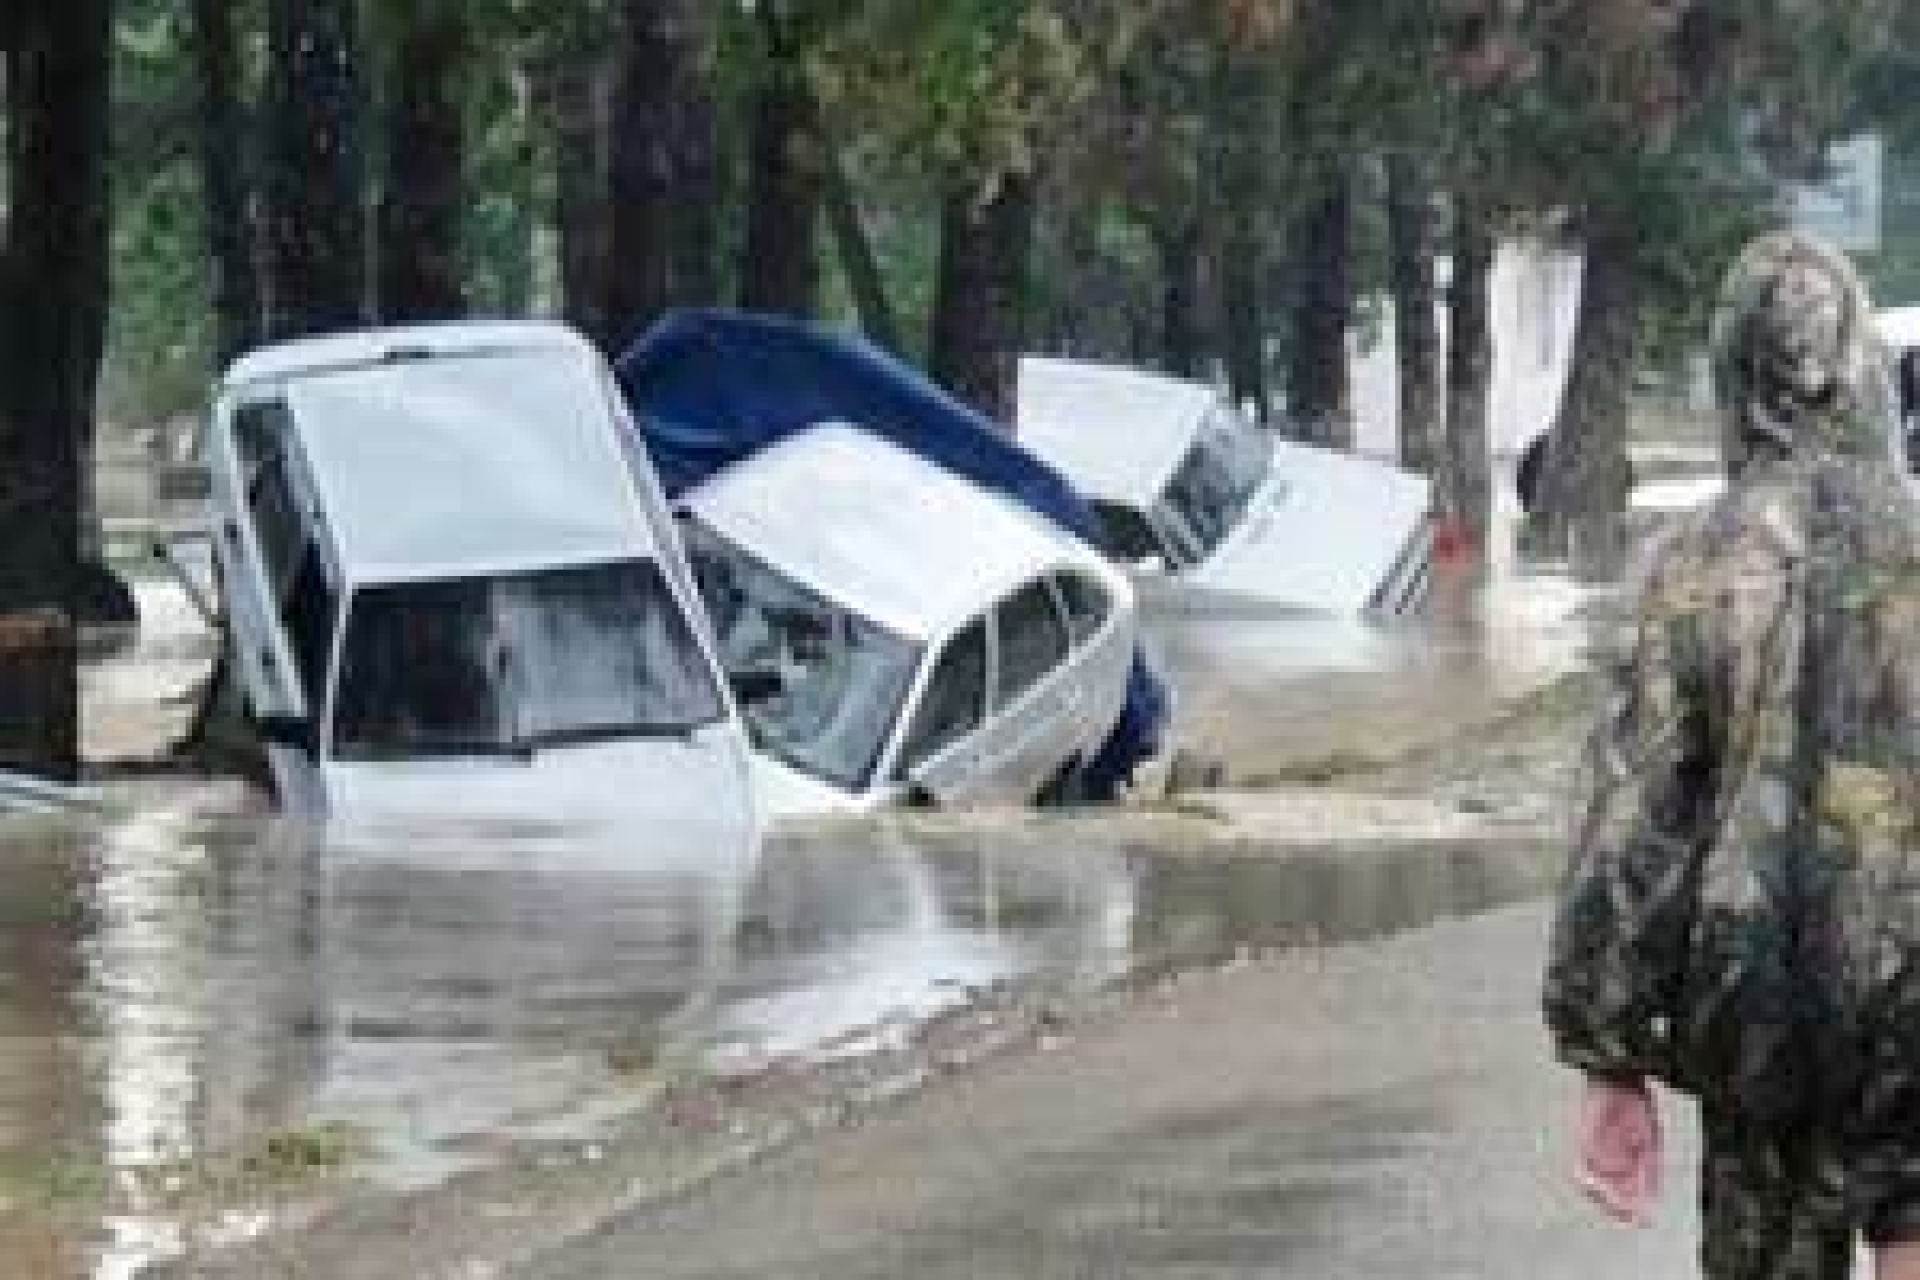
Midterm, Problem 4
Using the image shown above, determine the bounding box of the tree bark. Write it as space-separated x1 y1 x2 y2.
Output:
1039 197 1100 357
377 0 468 323
1208 48 1268 420
0 614 76 781
0 0 110 779
263 0 368 340
534 41 613 347
1389 153 1443 475
1538 211 1640 579
1287 164 1355 449
822 150 901 352
1444 200 1496 565
606 0 719 349
191 0 263 366
1155 215 1205 380
929 173 1035 428
737 16 820 319
1217 221 1268 421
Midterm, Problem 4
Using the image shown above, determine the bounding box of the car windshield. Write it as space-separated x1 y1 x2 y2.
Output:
1155 406 1272 566
330 559 725 761
684 518 922 792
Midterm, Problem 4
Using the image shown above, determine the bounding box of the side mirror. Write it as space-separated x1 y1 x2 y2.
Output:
256 712 317 755
728 668 785 707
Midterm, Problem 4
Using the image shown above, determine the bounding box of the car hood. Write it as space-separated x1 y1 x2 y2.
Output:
747 752 880 823
320 725 761 868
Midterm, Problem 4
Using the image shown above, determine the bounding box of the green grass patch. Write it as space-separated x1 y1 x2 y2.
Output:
242 1122 361 1180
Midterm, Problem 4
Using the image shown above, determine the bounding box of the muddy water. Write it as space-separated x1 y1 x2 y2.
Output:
5 544 1603 1274
0 808 1556 1277
1144 564 1601 779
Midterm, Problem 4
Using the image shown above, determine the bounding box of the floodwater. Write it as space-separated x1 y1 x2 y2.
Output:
0 810 1556 1278
2 509 1627 1275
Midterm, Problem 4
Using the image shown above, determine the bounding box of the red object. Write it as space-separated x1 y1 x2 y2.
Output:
1432 517 1475 566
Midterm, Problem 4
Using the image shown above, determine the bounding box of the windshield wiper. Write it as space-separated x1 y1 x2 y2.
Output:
338 736 526 762
514 720 707 751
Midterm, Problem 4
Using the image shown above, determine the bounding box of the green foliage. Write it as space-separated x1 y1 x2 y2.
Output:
243 1121 361 1179
102 0 211 429
68 0 1915 433
812 1 1096 196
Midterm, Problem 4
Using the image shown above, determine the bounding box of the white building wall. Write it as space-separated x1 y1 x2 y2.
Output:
1349 239 1582 464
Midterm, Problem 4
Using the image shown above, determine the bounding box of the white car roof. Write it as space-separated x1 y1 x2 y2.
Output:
1016 356 1211 507
1877 305 1920 353
221 320 589 391
227 322 660 585
685 424 1110 640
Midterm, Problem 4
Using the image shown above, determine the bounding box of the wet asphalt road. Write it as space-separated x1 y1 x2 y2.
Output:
522 902 1717 1280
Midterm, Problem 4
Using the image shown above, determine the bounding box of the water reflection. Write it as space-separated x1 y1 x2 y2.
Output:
0 804 1554 1276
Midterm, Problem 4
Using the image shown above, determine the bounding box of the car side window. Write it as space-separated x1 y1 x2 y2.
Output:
1090 500 1163 564
233 401 337 716
994 579 1069 710
1051 572 1111 646
282 546 339 718
233 401 304 601
897 619 989 776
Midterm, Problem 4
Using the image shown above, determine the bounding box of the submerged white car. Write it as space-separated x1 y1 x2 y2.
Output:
205 321 760 848
1016 357 1432 616
678 425 1138 819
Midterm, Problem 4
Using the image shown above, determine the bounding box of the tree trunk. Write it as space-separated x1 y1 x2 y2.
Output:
377 0 468 323
669 72 721 315
1041 197 1100 356
929 173 1035 428
1444 200 1496 565
534 42 613 347
263 0 368 340
1217 221 1267 421
0 0 110 779
606 0 719 348
737 18 820 318
822 150 901 352
491 67 538 315
0 614 76 782
1155 214 1205 380
1538 212 1640 579
1208 49 1268 420
190 0 263 366
1287 164 1355 449
1389 153 1443 475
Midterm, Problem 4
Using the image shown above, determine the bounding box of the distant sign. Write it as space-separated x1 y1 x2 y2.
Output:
1789 135 1883 252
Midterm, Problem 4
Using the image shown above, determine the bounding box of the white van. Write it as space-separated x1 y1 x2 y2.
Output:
206 322 760 843
677 425 1138 818
1016 357 1432 616
1877 306 1920 471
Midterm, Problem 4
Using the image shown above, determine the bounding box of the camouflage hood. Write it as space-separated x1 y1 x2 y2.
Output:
1709 230 1898 474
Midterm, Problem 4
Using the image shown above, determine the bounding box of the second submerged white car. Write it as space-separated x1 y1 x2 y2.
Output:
678 425 1139 819
1017 357 1433 617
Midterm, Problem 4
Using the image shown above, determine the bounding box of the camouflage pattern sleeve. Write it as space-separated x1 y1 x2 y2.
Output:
1545 538 1716 1083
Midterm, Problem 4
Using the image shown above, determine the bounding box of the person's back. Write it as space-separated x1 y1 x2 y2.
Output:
1545 231 1920 1278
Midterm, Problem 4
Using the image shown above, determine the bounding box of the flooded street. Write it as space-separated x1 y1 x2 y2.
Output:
0 521 1621 1275
0 809 1560 1276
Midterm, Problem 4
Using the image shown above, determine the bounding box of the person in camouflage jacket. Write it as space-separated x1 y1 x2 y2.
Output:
1545 230 1920 1278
